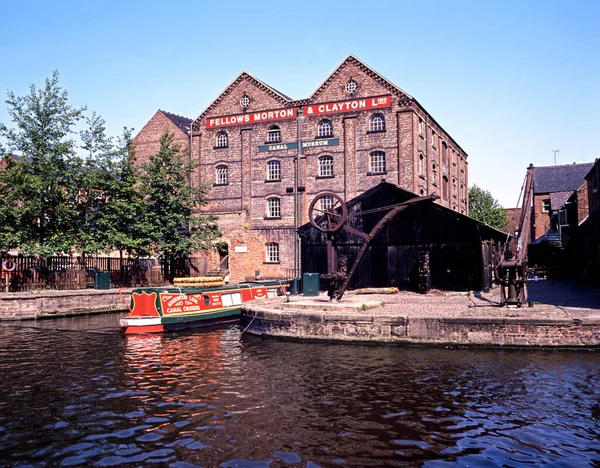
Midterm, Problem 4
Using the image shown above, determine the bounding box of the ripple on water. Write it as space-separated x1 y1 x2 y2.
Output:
0 323 599 467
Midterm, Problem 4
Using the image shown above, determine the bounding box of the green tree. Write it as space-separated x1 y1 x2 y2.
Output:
468 184 508 230
138 130 220 276
0 71 85 255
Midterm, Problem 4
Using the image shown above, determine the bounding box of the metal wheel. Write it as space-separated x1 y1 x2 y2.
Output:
308 192 347 233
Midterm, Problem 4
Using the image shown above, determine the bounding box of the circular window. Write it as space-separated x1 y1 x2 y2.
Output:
345 79 358 94
240 95 250 109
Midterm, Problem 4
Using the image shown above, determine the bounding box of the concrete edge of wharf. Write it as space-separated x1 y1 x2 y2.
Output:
242 287 600 348
0 288 134 320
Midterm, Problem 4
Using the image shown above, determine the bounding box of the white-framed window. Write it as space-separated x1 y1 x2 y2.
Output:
318 155 334 177
216 131 228 148
267 125 281 143
215 164 228 185
265 242 280 263
267 197 281 218
317 119 333 138
369 113 385 132
267 160 280 181
369 151 386 174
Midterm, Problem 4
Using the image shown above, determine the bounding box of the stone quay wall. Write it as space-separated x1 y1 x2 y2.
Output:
0 289 132 320
242 307 600 348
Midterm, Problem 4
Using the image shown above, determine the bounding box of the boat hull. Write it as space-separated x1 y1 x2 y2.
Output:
120 281 288 334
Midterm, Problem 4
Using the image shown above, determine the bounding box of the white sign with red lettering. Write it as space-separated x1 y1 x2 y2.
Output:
206 108 297 129
303 95 392 117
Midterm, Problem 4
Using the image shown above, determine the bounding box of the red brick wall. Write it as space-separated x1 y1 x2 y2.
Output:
135 58 470 282
576 182 589 224
132 111 190 166
532 193 551 240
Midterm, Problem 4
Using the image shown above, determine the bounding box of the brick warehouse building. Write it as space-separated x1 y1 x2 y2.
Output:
133 55 470 283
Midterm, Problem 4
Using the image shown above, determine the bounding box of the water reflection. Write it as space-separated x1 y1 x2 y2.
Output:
0 315 598 467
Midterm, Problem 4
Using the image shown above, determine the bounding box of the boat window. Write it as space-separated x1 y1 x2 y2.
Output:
267 288 278 298
203 295 211 306
222 292 242 307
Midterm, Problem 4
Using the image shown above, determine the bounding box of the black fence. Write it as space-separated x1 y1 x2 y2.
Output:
0 255 209 292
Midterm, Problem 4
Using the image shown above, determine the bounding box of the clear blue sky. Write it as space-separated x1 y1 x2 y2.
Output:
1 0 598 207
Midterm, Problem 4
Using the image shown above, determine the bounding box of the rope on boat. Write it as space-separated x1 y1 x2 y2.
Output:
241 311 258 335
118 288 133 316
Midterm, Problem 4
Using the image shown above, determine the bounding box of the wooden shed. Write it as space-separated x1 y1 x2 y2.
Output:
299 181 506 292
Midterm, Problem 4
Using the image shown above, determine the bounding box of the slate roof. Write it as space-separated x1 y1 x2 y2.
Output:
160 110 193 134
549 191 572 211
533 163 594 194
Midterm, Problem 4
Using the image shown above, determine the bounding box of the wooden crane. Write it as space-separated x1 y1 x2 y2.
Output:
496 164 534 306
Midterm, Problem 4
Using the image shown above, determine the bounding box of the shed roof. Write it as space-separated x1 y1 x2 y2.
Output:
533 163 593 194
299 181 506 241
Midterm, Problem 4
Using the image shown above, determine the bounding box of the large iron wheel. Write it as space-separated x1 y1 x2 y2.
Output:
308 192 347 233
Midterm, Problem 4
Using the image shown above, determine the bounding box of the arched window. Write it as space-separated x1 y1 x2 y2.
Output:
370 151 386 174
369 113 385 132
317 119 333 138
442 175 449 200
418 153 424 176
215 164 228 185
216 131 228 148
442 141 448 165
266 197 281 218
267 125 281 143
318 156 334 177
267 160 280 181
265 242 280 263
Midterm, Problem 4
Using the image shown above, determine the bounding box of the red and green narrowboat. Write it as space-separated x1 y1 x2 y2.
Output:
119 280 288 334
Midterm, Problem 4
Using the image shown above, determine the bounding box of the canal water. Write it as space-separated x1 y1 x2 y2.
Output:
0 314 598 467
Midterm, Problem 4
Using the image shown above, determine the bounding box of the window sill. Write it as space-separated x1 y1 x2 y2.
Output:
264 216 282 220
419 174 426 180
367 171 387 176
213 146 228 150
264 179 281 183
316 175 335 179
315 134 334 139
366 129 386 134
213 183 229 187
263 261 280 264
419 134 425 139
264 140 281 145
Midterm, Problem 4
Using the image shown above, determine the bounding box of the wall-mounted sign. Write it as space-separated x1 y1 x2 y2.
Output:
206 108 297 129
302 95 391 117
258 138 340 153
234 245 248 253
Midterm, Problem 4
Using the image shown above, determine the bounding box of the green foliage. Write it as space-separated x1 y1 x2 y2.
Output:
0 72 221 261
0 71 85 254
468 184 508 230
138 131 221 259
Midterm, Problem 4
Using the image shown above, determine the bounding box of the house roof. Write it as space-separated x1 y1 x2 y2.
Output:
533 163 594 194
549 191 572 211
160 110 193 134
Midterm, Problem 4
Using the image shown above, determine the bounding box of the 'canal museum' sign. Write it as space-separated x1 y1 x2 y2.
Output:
258 138 339 153
206 95 392 129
